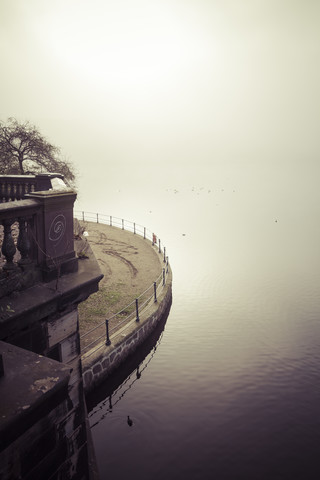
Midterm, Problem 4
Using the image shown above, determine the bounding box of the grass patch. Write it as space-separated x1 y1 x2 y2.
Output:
116 304 135 318
79 285 122 328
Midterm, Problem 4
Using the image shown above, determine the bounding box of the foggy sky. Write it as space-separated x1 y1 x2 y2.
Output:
1 0 320 205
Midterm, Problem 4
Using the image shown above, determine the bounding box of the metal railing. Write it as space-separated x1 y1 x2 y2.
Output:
74 211 170 358
74 211 166 258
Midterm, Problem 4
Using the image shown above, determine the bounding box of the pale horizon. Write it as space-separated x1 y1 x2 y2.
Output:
1 0 320 212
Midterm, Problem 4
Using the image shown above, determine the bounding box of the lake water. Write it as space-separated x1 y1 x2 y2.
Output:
80 163 320 480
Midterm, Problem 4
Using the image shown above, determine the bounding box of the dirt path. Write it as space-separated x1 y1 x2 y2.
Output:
77 222 163 351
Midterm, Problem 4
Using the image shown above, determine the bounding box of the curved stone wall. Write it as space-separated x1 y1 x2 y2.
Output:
82 268 172 394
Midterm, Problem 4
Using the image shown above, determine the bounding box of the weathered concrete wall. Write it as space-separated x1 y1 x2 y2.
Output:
82 268 172 394
0 341 89 480
0 307 91 480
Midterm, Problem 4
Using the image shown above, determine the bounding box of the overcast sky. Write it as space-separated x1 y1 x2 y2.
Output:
1 0 320 204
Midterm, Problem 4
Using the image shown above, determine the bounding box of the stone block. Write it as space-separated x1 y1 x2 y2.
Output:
102 358 110 369
60 332 79 364
47 310 78 348
92 363 102 375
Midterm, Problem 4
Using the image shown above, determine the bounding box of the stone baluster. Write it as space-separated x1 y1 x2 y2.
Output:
15 182 20 200
1 219 16 270
7 183 12 201
12 182 17 200
17 217 32 265
4 183 9 202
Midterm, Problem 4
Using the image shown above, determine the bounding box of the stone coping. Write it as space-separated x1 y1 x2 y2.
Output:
0 341 71 451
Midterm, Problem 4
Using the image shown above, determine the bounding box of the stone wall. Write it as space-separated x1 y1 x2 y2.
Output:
0 238 103 479
0 341 89 480
82 268 172 394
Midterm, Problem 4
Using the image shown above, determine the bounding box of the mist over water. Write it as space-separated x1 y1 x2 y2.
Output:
86 160 320 480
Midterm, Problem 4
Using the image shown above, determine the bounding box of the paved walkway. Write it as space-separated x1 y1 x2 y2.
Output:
77 222 164 350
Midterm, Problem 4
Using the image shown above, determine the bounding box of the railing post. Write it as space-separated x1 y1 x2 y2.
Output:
110 215 112 226
162 267 165 286
163 246 166 263
122 219 124 230
159 239 161 253
135 298 139 322
105 319 111 345
154 282 157 303
96 213 99 223
144 227 146 239
82 211 85 221
166 256 169 273
134 222 136 234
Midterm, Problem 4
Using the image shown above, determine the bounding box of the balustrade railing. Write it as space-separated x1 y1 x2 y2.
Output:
0 173 65 203
76 211 170 359
0 200 38 269
0 174 77 298
0 175 36 202
0 200 42 299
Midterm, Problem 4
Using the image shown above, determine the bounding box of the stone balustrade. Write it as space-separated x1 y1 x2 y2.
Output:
0 173 65 203
0 175 36 202
0 174 78 298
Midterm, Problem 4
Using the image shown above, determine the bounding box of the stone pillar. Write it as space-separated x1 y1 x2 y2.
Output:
26 189 78 281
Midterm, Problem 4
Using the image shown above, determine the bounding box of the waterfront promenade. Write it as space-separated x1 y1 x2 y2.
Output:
77 220 165 351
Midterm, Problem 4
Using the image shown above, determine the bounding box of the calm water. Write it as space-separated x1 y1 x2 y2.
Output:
83 166 320 480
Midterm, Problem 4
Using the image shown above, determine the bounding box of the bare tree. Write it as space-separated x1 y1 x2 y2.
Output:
0 118 75 183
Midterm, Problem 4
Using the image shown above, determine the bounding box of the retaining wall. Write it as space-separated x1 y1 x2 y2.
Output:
82 268 172 394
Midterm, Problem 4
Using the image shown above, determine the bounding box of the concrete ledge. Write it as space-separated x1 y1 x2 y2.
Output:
82 267 172 394
0 341 71 452
0 240 103 342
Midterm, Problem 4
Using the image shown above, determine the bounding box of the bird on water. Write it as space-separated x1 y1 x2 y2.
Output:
127 415 133 427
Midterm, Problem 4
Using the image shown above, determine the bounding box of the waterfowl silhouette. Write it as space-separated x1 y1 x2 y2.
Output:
127 415 133 427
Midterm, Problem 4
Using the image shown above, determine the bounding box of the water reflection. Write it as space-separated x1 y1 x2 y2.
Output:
87 301 171 425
